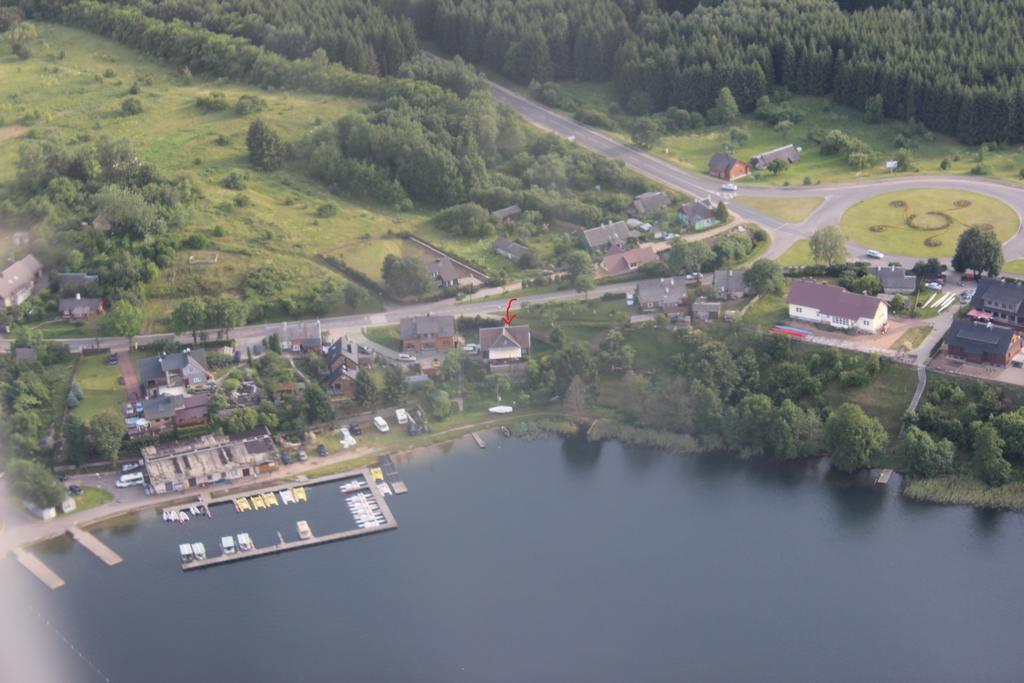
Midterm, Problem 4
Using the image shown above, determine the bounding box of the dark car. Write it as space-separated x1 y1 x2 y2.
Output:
106 353 119 365
317 444 328 458
67 484 83 496
349 422 362 436
57 473 69 482
281 452 292 465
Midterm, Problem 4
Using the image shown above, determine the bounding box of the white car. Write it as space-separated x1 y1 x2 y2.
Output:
721 183 738 192
116 472 145 488
373 416 390 433
866 249 885 259
397 353 416 362
463 343 479 353
924 281 943 291
625 294 635 306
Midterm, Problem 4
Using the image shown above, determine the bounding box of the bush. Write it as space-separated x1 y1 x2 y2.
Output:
120 97 144 116
196 92 229 111
316 203 338 218
970 164 991 176
235 94 268 115
221 172 247 190
234 194 251 207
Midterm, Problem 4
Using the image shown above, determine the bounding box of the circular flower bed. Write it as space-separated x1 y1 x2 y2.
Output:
924 236 943 247
905 211 952 231
869 225 889 232
889 200 907 208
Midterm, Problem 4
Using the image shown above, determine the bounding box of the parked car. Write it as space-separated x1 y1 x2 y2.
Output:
281 452 292 465
67 484 83 496
373 416 390 433
925 281 943 291
106 353 119 365
625 293 635 306
397 353 416 362
866 249 885 259
317 444 328 457
121 461 141 473
721 183 738 192
349 422 362 436
463 343 479 353
115 472 144 488
297 450 308 462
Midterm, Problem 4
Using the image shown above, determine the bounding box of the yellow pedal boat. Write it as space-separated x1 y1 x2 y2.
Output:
263 492 279 507
251 495 265 510
292 487 307 503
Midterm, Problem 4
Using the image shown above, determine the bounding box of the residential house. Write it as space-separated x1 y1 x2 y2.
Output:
868 266 917 295
708 153 750 180
322 336 372 396
969 278 1024 327
137 349 213 397
787 280 888 333
692 299 723 321
946 319 1023 366
713 269 748 300
583 221 638 252
627 191 671 217
282 320 322 353
427 256 481 289
399 314 462 353
142 426 278 494
493 238 531 263
677 198 720 232
601 246 657 277
478 325 531 363
492 204 522 223
636 278 688 311
58 293 104 320
750 144 801 171
136 395 184 437
57 272 99 292
0 254 43 308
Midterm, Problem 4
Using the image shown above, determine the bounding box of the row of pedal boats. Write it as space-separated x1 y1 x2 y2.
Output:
234 487 307 512
179 532 254 562
163 504 210 523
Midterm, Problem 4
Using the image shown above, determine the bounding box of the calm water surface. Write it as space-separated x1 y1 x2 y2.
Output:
4 437 1024 682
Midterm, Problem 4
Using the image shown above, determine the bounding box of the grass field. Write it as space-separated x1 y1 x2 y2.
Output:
889 325 931 351
72 354 125 421
777 239 814 266
517 298 630 346
736 196 824 223
364 325 401 351
841 189 1020 257
740 292 788 329
1004 259 1024 274
71 486 113 512
822 361 918 438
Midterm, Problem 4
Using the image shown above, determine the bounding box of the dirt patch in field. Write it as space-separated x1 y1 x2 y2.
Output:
0 126 29 144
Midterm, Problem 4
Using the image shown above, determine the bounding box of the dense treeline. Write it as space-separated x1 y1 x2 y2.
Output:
418 0 1024 144
109 0 418 76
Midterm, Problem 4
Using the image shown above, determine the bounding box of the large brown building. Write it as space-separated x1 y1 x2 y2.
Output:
399 315 463 353
946 320 1023 366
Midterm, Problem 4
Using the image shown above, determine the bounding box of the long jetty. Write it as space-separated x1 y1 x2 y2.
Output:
182 467 396 571
69 526 122 566
13 548 65 589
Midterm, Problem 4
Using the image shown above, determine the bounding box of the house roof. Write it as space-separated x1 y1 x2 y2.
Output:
713 269 748 295
493 238 530 260
492 204 522 220
637 278 688 306
692 300 722 313
947 319 1019 357
142 394 185 420
584 221 637 250
751 144 800 169
137 349 210 384
787 280 885 320
399 314 456 340
972 278 1024 312
478 325 531 353
678 197 716 224
58 296 103 316
867 266 917 292
709 152 745 175
14 347 37 362
629 191 671 215
0 254 42 299
282 320 322 345
427 256 461 283
141 426 276 489
601 246 657 277
57 272 99 289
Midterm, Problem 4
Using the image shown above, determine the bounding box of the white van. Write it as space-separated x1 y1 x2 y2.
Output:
116 472 145 488
373 416 390 433
395 408 409 425
866 249 885 259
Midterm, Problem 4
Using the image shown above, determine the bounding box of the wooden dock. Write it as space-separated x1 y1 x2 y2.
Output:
69 526 122 566
378 454 408 495
13 548 64 589
182 467 397 571
471 432 486 448
875 469 894 485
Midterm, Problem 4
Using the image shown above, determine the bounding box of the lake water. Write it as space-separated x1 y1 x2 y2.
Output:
3 436 1024 682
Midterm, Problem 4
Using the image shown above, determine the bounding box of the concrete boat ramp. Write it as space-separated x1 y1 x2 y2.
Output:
12 525 123 590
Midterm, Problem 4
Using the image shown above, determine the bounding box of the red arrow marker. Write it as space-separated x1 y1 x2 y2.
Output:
502 298 518 326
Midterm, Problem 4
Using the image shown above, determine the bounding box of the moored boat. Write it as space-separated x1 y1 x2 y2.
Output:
280 489 295 505
296 520 312 540
191 542 206 560
293 487 307 503
220 536 236 555
236 533 253 551
262 492 279 507
251 495 265 510
179 543 194 562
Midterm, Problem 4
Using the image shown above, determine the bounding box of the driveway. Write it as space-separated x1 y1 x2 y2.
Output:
118 351 141 402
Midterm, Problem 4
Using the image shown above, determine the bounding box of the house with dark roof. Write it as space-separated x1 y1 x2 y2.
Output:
281 320 322 353
427 256 481 289
492 205 522 223
0 254 43 308
692 299 723 321
478 325 531 363
322 336 372 397
636 278 688 311
713 269 748 300
58 293 104 320
399 315 462 353
868 266 917 295
787 280 888 333
946 319 1022 366
583 221 637 252
970 278 1024 327
751 144 801 171
677 198 720 232
137 349 212 397
708 153 750 180
601 246 657 277
493 238 531 263
627 191 671 217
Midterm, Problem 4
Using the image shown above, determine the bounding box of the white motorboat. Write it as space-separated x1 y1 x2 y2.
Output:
191 542 206 560
237 533 253 551
488 405 513 414
220 536 236 555
179 543 194 562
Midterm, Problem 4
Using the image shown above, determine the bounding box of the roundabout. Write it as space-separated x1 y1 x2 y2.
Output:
836 189 1018 257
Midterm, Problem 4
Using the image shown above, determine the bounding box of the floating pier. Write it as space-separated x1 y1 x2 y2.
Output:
875 469 894 485
377 454 408 495
471 432 486 448
182 467 397 571
13 548 64 589
69 526 122 566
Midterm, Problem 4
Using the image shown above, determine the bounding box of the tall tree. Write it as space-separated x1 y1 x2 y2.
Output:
354 370 379 407
744 259 787 295
171 297 207 344
972 421 1011 486
101 299 143 347
952 225 1004 276
898 425 954 477
246 118 285 171
824 402 888 472
6 459 64 508
809 225 847 266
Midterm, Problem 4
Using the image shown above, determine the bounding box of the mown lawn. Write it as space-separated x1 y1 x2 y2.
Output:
364 325 401 351
735 196 823 223
71 486 113 512
72 353 125 422
821 361 918 438
1003 259 1024 275
517 298 630 346
777 239 815 266
740 293 788 329
889 325 931 351
841 189 1019 257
